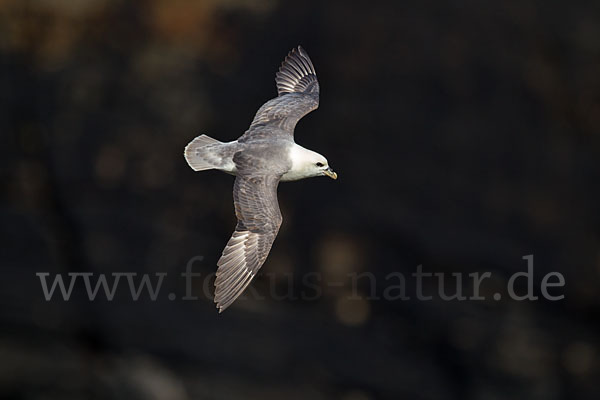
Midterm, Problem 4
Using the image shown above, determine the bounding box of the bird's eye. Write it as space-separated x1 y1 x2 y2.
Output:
316 162 324 167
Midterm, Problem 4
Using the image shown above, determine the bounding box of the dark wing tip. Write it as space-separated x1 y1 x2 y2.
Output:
214 263 255 312
213 229 261 313
275 46 319 96
297 45 308 57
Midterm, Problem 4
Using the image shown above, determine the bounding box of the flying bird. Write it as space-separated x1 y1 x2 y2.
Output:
184 46 337 312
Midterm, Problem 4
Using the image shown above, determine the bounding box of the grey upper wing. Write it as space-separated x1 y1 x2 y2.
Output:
239 46 320 142
214 153 283 312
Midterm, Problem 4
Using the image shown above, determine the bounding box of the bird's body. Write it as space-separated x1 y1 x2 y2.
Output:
184 46 336 312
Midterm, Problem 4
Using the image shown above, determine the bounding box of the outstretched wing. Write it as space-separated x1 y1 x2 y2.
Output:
239 46 320 142
214 153 283 312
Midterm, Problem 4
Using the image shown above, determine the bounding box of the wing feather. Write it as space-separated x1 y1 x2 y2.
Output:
239 46 320 142
275 46 318 96
214 161 283 312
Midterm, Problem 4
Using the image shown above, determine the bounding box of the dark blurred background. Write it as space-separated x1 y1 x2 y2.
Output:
1 0 599 399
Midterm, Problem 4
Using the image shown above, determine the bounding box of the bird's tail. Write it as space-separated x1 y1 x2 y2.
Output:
184 134 223 171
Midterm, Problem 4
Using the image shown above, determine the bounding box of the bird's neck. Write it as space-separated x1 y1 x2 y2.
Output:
281 143 320 181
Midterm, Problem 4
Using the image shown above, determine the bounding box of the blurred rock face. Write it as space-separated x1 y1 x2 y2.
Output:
1 0 599 399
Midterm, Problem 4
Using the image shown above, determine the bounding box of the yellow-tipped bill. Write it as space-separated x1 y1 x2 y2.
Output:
324 167 338 180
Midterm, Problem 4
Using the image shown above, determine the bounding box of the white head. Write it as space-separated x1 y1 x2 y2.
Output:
284 144 338 181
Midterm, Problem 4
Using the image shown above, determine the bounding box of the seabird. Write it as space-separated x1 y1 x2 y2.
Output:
184 46 337 312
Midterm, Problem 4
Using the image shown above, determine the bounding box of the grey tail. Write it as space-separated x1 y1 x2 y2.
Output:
184 134 223 171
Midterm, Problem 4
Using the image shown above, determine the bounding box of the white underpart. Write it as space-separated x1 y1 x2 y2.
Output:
281 143 327 181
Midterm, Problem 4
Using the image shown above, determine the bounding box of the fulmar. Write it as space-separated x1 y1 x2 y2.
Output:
184 46 337 312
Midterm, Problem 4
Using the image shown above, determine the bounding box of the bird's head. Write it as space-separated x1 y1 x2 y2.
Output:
288 145 337 181
312 154 338 180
